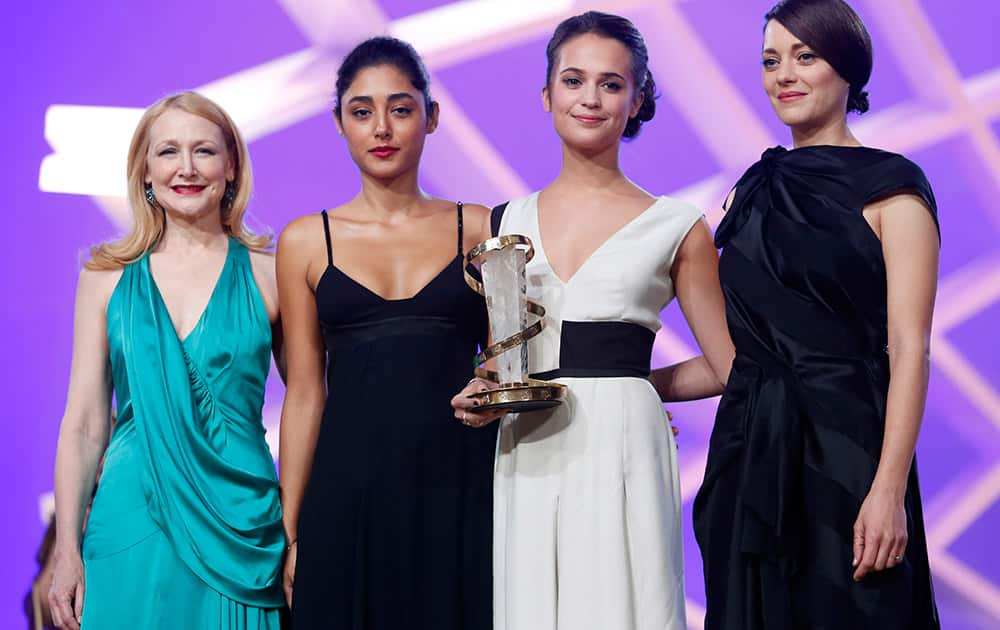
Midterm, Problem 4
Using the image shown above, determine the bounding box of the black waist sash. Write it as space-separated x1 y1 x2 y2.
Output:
531 321 654 380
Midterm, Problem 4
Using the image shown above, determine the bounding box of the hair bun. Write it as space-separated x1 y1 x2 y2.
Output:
624 71 657 139
848 89 870 114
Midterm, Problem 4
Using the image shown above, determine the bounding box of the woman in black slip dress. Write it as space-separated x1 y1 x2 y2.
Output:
275 37 503 630
694 1 941 629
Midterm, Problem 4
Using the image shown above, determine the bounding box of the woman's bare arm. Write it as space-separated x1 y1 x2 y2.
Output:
49 269 117 629
853 193 939 580
649 220 734 401
276 216 329 605
249 251 287 384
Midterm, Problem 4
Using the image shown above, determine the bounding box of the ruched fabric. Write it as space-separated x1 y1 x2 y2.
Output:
82 238 284 629
694 146 940 630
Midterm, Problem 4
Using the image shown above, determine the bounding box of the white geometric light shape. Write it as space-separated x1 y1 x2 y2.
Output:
38 106 142 197
391 0 575 53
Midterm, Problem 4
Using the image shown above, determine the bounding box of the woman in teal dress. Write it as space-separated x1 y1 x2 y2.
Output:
48 91 286 629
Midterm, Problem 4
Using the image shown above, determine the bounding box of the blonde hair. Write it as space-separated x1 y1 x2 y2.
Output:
86 91 271 270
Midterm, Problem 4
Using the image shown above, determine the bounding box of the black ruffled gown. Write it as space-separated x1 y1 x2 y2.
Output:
694 146 941 630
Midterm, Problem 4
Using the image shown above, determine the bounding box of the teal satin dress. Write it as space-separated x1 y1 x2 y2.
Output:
82 238 285 628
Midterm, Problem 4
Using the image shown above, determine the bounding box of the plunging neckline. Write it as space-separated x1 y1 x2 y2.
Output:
533 192 663 285
147 238 233 344
321 254 461 303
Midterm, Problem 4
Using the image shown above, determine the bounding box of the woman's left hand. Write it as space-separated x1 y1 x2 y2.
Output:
452 377 508 428
852 485 908 581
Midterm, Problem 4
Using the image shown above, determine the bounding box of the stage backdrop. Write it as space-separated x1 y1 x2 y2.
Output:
6 1 999 628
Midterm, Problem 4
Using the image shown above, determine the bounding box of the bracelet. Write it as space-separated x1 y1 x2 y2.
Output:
285 538 298 551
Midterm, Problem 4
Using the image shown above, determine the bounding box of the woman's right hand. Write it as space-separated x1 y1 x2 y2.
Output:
451 377 508 427
283 542 297 608
48 550 84 629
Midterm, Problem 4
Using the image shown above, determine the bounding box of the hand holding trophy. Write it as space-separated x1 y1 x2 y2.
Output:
464 234 566 411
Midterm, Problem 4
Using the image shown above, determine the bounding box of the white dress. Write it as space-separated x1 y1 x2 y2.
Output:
493 192 702 630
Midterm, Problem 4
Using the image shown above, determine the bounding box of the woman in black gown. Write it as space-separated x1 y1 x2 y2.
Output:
693 1 940 628
276 37 502 629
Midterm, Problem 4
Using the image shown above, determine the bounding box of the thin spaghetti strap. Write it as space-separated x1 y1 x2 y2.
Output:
456 201 464 256
320 209 333 267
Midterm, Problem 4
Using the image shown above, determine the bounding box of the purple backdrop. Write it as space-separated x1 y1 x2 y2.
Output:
7 1 999 628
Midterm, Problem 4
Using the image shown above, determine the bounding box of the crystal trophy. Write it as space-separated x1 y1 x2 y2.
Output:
464 235 567 411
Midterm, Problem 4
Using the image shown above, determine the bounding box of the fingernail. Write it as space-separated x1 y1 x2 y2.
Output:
852 557 857 566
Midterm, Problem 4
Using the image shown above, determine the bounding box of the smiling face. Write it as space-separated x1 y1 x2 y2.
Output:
336 64 438 180
762 19 850 131
543 33 643 153
144 108 233 221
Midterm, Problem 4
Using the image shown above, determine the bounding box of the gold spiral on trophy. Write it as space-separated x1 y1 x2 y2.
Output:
464 235 567 410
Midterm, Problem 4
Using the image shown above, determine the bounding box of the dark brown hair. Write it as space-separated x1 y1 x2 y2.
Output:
765 0 873 113
545 11 656 139
334 37 433 118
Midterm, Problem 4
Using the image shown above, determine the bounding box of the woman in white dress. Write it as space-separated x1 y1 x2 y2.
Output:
453 11 735 630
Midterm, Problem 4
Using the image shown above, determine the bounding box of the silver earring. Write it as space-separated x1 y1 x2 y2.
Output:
144 183 156 204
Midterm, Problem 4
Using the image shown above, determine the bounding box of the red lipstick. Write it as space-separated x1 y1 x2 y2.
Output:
171 185 206 195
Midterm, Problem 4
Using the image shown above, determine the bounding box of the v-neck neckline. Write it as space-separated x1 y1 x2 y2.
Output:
533 192 662 285
147 238 233 344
